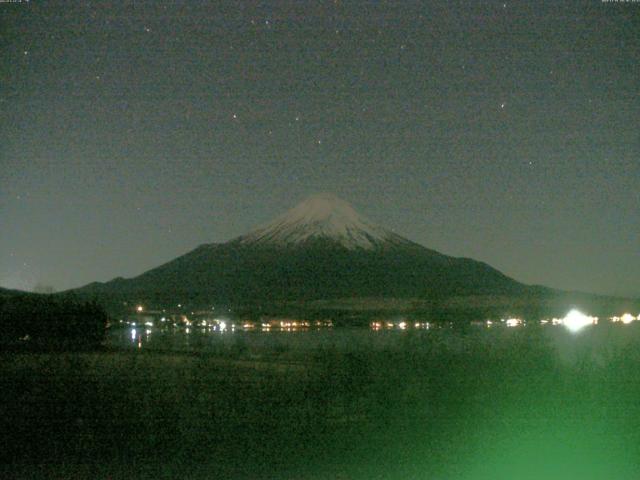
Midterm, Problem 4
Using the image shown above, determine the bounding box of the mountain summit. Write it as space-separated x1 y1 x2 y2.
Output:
238 193 404 250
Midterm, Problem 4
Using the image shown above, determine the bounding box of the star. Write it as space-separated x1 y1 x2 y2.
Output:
144 27 151 33
232 113 237 119
500 103 506 109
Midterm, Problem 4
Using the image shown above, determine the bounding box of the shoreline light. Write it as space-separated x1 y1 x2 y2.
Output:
504 318 523 328
611 313 636 325
562 309 597 333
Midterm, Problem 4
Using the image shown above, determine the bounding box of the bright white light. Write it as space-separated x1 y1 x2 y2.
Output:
620 313 635 324
136 305 143 313
130 329 136 341
219 321 227 332
562 309 597 333
611 313 636 324
398 321 407 330
505 318 522 328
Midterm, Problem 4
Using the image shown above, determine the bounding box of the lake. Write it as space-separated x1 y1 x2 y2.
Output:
3 320 640 479
110 319 640 369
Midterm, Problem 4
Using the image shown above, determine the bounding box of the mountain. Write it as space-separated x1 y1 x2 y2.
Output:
75 194 535 313
0 287 54 301
0 287 32 300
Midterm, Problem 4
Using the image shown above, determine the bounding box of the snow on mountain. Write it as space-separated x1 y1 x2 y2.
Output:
238 193 406 250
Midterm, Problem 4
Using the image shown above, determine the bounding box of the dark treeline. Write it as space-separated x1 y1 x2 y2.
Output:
0 294 108 349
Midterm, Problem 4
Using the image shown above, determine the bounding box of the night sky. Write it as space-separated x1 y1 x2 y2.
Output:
1 1 638 297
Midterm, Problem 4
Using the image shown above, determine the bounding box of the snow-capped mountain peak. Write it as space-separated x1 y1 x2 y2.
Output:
238 193 401 249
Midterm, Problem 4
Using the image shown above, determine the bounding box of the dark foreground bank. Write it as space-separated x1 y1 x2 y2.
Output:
2 325 640 479
0 294 108 350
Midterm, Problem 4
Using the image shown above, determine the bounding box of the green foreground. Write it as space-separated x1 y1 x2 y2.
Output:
2 326 640 479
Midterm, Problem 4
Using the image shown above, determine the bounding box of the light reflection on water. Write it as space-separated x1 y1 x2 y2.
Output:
109 320 640 361
114 324 343 352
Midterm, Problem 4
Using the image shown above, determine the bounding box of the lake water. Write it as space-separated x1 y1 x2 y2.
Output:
6 319 640 479
108 320 640 368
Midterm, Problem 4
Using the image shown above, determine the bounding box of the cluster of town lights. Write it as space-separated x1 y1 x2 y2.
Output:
129 305 639 337
126 308 334 337
370 321 431 330
499 310 639 333
368 311 638 332
499 310 599 332
611 313 640 324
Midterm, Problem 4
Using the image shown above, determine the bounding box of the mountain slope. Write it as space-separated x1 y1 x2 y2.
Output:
76 194 527 306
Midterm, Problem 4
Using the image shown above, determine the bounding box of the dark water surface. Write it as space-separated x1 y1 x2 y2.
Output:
3 323 640 479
